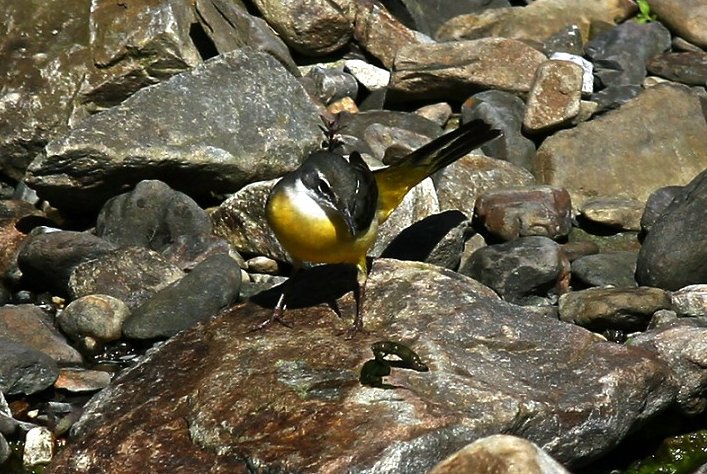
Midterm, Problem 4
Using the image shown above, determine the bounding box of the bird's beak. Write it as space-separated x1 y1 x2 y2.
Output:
340 207 357 237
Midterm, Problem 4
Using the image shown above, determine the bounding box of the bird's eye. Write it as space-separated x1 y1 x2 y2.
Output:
316 178 331 195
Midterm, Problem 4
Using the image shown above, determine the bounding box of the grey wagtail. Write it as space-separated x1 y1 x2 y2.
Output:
263 118 502 334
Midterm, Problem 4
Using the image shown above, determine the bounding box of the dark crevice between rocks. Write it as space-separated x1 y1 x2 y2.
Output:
189 22 219 61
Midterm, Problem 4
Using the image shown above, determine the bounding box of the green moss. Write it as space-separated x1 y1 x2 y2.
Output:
623 430 707 474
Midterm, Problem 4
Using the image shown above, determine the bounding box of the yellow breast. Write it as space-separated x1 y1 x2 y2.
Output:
266 182 378 265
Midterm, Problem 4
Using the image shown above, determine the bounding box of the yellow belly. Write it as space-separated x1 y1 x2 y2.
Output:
266 187 377 265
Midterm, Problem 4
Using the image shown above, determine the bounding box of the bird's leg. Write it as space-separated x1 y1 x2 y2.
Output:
252 262 300 331
342 259 370 338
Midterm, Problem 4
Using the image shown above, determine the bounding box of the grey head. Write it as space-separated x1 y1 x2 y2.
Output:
296 150 378 237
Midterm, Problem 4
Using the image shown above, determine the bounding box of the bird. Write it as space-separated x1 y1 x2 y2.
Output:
262 118 502 335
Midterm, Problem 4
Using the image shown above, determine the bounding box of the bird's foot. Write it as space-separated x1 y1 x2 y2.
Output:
250 308 293 332
338 320 370 340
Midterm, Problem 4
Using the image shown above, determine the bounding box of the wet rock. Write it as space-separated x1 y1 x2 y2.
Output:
54 368 112 393
352 0 429 69
640 185 683 234
17 230 117 297
461 90 536 170
647 51 707 86
338 110 443 149
389 38 547 101
123 253 241 339
630 322 707 414
436 0 635 44
636 169 707 290
193 0 298 74
0 338 59 396
671 285 707 317
26 49 322 214
548 53 594 95
0 201 41 277
647 0 707 49
533 84 707 208
381 210 469 270
0 0 92 181
58 295 131 351
473 186 572 241
430 434 570 474
523 60 584 133
460 236 570 304
95 180 214 257
578 197 645 231
437 155 535 218
23 426 54 469
47 259 675 472
68 247 184 310
78 0 201 113
571 251 638 288
559 286 672 332
0 305 82 365
390 0 510 38
252 0 354 57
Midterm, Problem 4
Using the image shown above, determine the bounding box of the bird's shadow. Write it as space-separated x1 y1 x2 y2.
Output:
249 263 361 313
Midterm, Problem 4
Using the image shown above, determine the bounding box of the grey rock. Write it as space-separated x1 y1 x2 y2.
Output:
123 253 241 339
381 210 469 270
436 0 635 44
430 434 570 474
523 60 584 133
343 60 390 92
0 432 9 465
17 230 117 296
461 236 570 304
78 0 201 114
560 241 600 262
585 21 671 88
193 0 298 74
305 65 359 104
533 84 707 209
0 305 82 365
578 197 645 231
0 337 59 396
630 321 707 414
461 90 536 170
352 0 429 69
0 0 92 181
26 49 322 214
636 169 707 290
211 179 288 262
414 103 453 127
473 186 572 241
543 25 585 57
647 51 707 86
559 286 672 332
670 285 707 317
571 251 638 288
437 154 536 219
95 180 214 258
58 295 131 350
640 185 683 234
23 426 54 468
590 84 643 112
47 259 675 472
647 0 707 49
69 247 185 310
390 0 510 38
251 0 354 56
389 38 547 101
